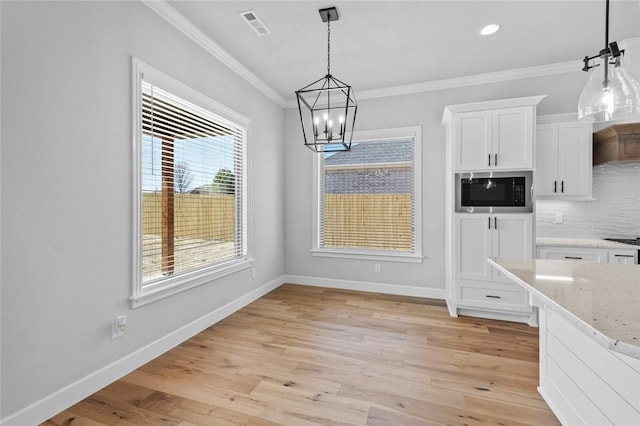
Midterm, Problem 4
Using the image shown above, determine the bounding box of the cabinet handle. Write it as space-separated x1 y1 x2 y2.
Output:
553 181 557 193
488 154 491 167
494 217 497 229
564 256 583 260
488 216 491 229
485 295 501 299
614 254 634 258
561 180 564 193
494 153 498 166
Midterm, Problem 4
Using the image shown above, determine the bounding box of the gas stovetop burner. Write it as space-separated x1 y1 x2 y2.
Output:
604 237 640 245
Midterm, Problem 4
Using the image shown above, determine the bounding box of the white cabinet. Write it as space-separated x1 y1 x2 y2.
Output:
537 246 638 264
454 107 534 171
442 96 543 324
538 307 640 425
536 122 592 198
537 246 608 263
610 249 638 264
455 214 533 282
453 214 535 323
443 96 544 172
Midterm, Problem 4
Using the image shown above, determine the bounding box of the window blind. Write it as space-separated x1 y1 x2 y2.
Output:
140 81 247 286
319 137 415 252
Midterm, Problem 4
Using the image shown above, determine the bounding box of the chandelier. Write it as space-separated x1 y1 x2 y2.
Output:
295 7 357 152
578 0 640 122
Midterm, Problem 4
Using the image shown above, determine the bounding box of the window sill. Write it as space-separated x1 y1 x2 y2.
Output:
131 258 254 308
310 249 424 263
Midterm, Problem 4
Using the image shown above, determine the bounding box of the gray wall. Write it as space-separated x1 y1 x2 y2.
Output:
1 1 284 418
284 72 588 288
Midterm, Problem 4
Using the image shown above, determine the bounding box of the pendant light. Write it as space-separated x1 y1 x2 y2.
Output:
295 7 357 152
578 0 640 122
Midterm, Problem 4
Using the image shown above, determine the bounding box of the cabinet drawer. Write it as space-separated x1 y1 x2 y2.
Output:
610 249 638 265
459 284 528 307
537 246 608 263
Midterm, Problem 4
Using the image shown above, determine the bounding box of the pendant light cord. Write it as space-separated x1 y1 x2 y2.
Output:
605 0 609 48
603 0 610 86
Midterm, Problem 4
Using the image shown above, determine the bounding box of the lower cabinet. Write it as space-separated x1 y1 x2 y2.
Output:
537 246 608 263
452 214 535 324
538 305 640 425
537 246 638 264
610 249 639 265
458 280 530 312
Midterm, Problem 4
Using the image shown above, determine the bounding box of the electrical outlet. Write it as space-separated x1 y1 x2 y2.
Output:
111 315 126 339
554 213 564 224
374 263 381 273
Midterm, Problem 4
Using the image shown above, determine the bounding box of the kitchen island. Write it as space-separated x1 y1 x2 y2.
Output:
489 258 640 426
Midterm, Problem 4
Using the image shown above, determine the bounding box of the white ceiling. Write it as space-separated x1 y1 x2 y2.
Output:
164 1 640 104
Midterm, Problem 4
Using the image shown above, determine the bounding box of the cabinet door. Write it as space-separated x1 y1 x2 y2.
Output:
454 111 492 171
557 123 591 197
536 124 560 196
492 107 534 170
492 214 533 282
455 215 492 281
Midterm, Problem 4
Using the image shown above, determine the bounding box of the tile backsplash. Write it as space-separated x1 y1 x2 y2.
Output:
536 162 640 238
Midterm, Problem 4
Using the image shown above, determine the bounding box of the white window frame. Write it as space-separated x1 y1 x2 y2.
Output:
131 58 252 308
311 126 423 263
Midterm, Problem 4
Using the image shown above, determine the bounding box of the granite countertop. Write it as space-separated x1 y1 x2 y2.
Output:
488 257 640 359
536 237 640 250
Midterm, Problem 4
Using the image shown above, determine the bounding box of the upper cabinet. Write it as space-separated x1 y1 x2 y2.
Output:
443 96 545 172
536 122 592 198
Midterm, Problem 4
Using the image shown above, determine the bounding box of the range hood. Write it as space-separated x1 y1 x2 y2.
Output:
593 123 640 165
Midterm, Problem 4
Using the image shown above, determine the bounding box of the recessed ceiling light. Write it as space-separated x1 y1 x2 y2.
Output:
480 24 500 36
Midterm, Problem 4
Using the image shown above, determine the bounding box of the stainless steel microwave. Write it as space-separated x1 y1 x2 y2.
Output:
455 171 533 213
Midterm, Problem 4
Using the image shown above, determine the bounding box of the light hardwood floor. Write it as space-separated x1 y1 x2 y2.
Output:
43 284 560 425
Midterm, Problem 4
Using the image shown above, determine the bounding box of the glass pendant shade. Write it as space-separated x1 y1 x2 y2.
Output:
578 64 614 122
609 57 640 120
578 58 640 122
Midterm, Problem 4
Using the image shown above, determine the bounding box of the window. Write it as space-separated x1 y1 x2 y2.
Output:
313 127 422 262
132 59 250 307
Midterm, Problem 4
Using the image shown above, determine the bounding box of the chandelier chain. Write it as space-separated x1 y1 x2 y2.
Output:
327 17 331 75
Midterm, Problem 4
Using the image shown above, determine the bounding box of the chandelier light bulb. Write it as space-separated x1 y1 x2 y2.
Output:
602 86 614 117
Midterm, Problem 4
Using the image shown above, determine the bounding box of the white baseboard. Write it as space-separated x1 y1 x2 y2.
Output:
285 274 447 300
0 276 286 426
456 307 537 325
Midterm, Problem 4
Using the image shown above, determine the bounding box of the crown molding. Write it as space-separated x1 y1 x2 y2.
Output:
284 60 580 108
359 61 579 100
141 0 288 108
142 0 594 111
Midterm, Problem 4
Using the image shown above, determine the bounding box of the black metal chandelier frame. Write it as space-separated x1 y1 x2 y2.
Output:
295 7 357 153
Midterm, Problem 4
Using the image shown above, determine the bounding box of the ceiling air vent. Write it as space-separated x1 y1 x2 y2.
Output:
239 10 271 36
